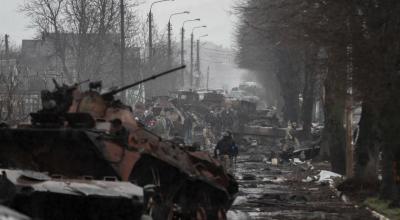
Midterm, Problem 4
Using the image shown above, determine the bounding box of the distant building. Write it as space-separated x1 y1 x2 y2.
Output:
0 59 43 121
20 38 66 86
20 33 141 89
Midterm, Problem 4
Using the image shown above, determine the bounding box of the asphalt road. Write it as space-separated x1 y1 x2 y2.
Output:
227 153 376 220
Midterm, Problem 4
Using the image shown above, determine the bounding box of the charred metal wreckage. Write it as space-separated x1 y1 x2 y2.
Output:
0 65 238 220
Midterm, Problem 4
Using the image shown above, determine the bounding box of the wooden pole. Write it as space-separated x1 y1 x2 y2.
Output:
120 0 125 101
345 84 354 177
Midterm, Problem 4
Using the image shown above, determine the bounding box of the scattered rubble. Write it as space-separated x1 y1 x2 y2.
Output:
230 153 377 219
242 174 257 181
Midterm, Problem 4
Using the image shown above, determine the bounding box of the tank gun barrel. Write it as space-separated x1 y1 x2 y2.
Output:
52 79 60 89
102 65 186 98
52 79 89 89
75 79 90 86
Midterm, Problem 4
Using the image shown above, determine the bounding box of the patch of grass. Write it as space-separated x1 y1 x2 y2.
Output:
364 197 400 219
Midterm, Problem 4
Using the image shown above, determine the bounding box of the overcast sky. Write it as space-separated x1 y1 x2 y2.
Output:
139 0 238 48
0 0 238 48
0 0 35 45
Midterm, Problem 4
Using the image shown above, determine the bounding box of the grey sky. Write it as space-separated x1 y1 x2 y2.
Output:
140 0 238 48
0 0 36 45
0 0 238 48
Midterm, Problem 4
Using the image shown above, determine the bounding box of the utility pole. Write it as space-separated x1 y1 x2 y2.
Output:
148 12 153 60
206 66 210 90
149 0 173 61
120 0 125 101
167 21 172 67
196 40 200 72
5 34 9 60
181 19 200 88
190 32 194 88
181 27 185 87
196 39 200 88
190 25 206 88
168 11 189 70
197 34 207 88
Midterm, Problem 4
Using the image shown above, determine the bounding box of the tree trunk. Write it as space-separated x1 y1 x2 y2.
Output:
302 45 318 139
354 101 379 183
320 48 347 175
52 30 72 83
301 71 315 139
282 89 300 124
379 92 400 200
276 49 301 124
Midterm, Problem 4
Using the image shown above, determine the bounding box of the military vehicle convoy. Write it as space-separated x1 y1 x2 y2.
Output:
0 66 238 220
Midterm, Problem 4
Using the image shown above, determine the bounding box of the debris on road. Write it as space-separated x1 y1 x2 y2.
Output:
230 153 377 219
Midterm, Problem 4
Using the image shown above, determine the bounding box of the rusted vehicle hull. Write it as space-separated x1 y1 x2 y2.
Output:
131 153 237 218
0 129 118 179
0 67 237 220
0 128 237 219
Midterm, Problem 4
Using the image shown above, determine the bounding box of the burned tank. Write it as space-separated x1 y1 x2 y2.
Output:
0 66 238 220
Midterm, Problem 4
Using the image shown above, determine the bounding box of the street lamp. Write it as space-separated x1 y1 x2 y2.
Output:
196 34 208 89
168 11 190 65
149 0 174 59
180 18 200 88
190 25 207 88
191 25 207 34
169 11 190 23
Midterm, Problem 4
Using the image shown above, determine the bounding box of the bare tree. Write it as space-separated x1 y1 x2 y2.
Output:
234 0 349 174
0 36 24 123
21 0 141 85
235 0 400 202
21 0 71 81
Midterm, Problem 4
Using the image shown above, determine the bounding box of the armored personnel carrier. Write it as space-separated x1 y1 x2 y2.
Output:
0 66 238 220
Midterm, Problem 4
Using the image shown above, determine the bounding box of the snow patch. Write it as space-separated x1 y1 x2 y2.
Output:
232 196 247 206
302 170 342 184
227 210 251 220
317 170 342 184
290 158 305 165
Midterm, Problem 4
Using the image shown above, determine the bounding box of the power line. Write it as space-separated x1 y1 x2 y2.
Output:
200 58 232 65
203 51 236 58
202 52 235 59
201 47 236 53
202 55 235 61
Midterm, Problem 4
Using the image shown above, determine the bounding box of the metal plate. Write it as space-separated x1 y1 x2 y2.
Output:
20 171 51 181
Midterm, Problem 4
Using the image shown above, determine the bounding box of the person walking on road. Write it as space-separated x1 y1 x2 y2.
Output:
214 131 237 171
183 112 193 145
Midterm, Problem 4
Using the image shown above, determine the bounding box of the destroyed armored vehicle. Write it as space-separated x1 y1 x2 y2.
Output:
0 66 238 220
171 90 200 106
201 91 225 108
0 169 144 220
